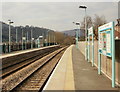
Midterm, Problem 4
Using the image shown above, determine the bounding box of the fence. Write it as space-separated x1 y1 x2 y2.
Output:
78 40 120 86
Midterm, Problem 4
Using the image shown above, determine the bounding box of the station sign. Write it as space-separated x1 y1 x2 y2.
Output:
39 36 43 38
22 37 26 40
32 38 34 40
88 27 93 35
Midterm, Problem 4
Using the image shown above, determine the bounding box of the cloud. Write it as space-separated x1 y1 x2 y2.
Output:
2 2 118 31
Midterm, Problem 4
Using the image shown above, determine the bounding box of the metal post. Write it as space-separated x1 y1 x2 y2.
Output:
8 23 11 52
79 24 81 42
88 35 90 62
54 32 55 45
75 31 77 48
98 53 101 75
42 33 44 47
27 31 28 42
75 30 78 48
49 32 50 46
112 22 115 88
52 32 53 45
27 31 28 49
47 33 49 46
22 28 24 50
0 22 2 54
85 8 88 61
25 33 27 50
92 34 94 66
98 33 101 75
46 32 47 46
8 20 13 52
31 29 33 49
16 28 18 43
98 29 101 74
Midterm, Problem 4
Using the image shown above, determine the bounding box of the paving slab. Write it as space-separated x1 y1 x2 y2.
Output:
43 45 75 90
72 45 119 91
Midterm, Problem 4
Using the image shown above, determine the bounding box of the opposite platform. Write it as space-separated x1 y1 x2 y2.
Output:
0 45 59 59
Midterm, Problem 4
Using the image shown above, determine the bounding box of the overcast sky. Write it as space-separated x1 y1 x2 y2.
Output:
2 2 118 31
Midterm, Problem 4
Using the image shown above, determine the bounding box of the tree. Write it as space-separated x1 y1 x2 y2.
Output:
81 15 93 30
54 32 75 45
80 15 93 39
81 14 107 40
93 14 107 40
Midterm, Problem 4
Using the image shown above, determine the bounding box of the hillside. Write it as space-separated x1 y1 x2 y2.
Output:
1 21 54 42
62 29 85 37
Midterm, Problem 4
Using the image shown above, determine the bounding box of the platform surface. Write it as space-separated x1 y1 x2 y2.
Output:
43 45 119 91
44 45 75 90
72 45 118 90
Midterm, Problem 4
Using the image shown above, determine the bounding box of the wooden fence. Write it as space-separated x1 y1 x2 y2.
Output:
78 40 120 86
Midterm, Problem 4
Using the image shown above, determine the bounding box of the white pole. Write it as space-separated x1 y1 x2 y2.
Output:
27 31 28 42
54 32 55 45
9 23 11 52
85 8 88 61
31 29 33 49
16 28 17 43
22 28 24 50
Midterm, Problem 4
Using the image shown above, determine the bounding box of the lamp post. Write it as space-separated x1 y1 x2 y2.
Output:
27 31 28 43
8 20 14 53
54 32 55 45
25 33 27 50
26 31 28 49
45 32 47 47
42 33 44 47
16 28 18 43
31 29 33 49
49 31 50 46
47 30 50 46
79 5 88 60
73 22 80 49
21 27 24 50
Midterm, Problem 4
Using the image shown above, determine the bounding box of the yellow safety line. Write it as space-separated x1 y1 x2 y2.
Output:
64 45 75 90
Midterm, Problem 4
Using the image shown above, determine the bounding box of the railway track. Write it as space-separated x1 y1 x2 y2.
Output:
1 47 67 91
0 48 59 78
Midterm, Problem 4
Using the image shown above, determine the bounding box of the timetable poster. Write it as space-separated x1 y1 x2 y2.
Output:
102 33 107 55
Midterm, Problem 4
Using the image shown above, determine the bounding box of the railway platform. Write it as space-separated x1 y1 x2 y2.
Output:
43 45 119 91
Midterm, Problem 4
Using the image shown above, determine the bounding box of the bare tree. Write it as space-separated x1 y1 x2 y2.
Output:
81 14 107 40
81 15 93 30
93 14 107 40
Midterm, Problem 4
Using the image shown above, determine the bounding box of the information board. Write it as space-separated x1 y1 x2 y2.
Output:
88 27 93 35
98 21 115 88
98 22 113 57
88 27 94 66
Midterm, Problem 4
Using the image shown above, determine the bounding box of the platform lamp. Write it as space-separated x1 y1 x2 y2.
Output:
8 20 14 53
73 22 80 49
79 5 88 60
53 31 55 45
21 27 24 50
47 30 50 46
48 31 50 46
31 29 33 49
